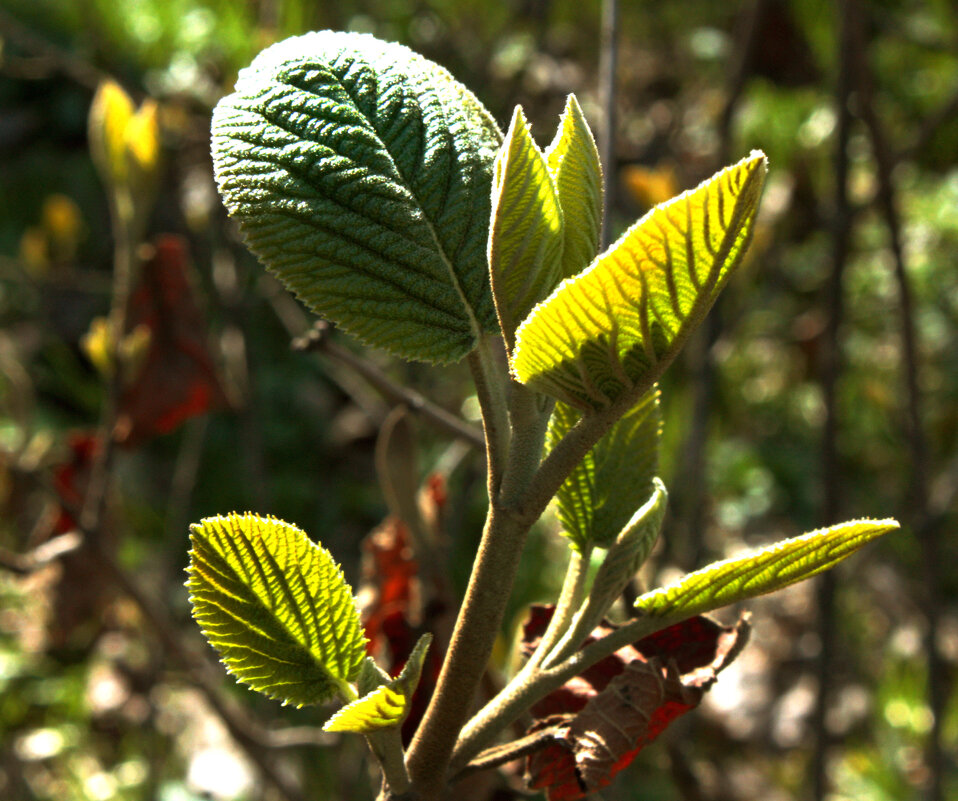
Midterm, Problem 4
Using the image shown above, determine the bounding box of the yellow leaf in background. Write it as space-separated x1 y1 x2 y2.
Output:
19 227 49 274
89 80 135 186
622 163 679 209
125 99 161 179
41 194 83 261
81 317 115 378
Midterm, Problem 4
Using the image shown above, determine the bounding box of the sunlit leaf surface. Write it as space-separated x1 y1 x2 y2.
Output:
547 389 660 551
635 518 899 619
187 513 367 707
488 106 564 347
544 94 602 280
512 151 767 409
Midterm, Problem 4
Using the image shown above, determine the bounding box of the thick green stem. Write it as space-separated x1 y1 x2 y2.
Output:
367 728 411 797
528 548 590 670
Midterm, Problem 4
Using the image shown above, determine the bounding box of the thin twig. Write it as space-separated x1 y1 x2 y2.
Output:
452 726 560 782
811 3 858 798
293 321 484 450
854 15 943 800
0 532 83 574
598 0 619 249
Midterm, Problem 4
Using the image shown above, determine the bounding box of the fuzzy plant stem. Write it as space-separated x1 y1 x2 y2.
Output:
450 610 685 771
404 371 547 800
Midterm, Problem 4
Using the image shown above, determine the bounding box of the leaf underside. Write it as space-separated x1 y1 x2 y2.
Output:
187 513 368 708
212 31 502 364
512 151 767 410
547 388 661 552
635 518 900 619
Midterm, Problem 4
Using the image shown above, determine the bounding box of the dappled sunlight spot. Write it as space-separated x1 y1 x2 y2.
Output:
14 727 68 760
188 748 255 798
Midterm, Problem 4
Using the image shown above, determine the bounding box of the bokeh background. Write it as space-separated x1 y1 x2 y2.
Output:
0 1 956 800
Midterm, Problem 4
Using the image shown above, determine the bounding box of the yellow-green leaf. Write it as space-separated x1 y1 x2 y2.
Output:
512 151 767 410
323 685 407 733
547 389 661 552
187 513 368 708
489 106 564 348
324 633 431 733
545 94 602 280
635 518 900 619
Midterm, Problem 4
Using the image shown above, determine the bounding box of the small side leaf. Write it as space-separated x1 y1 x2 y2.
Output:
635 518 900 619
489 106 564 348
512 151 767 410
544 94 602 280
324 633 432 733
187 513 368 707
548 389 661 552
324 685 407 733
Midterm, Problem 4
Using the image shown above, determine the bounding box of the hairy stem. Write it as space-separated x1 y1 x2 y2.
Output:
404 372 546 800
528 548 591 670
451 611 683 770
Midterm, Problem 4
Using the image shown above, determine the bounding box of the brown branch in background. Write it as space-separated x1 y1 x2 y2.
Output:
0 9 105 90
854 14 944 801
0 532 83 575
293 321 485 450
598 0 619 249
811 2 859 799
672 0 769 573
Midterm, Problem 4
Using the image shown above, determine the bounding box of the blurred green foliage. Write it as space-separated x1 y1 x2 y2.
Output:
0 1 956 800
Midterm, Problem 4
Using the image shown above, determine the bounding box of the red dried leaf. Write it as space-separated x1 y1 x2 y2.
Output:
357 517 441 743
523 606 750 800
51 431 101 533
115 235 227 446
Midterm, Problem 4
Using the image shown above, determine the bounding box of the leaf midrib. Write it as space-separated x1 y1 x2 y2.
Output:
288 57 487 341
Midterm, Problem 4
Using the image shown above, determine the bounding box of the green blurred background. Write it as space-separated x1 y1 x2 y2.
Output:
0 1 956 799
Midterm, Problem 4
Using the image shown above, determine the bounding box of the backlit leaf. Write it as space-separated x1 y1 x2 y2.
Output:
187 513 368 707
212 31 502 364
324 632 431 733
635 518 900 619
544 94 602 280
547 389 660 552
324 685 407 733
489 106 564 348
512 151 767 409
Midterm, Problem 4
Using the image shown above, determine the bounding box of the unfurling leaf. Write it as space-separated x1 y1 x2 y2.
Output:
324 685 407 733
521 608 749 801
488 106 564 348
580 478 668 624
547 389 661 552
324 632 432 733
544 94 602 280
512 151 767 410
187 513 368 707
635 518 899 619
211 31 502 364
